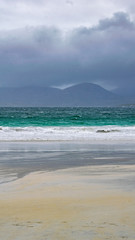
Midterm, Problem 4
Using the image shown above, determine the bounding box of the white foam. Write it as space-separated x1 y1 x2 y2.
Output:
0 125 135 141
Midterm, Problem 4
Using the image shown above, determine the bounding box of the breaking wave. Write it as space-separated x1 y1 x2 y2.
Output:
0 126 135 141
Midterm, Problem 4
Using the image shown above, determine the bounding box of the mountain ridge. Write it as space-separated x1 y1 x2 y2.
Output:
0 82 128 107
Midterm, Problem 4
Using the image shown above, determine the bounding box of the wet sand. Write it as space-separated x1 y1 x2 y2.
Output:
0 164 135 240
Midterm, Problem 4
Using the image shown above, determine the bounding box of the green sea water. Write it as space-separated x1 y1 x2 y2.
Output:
0 107 135 127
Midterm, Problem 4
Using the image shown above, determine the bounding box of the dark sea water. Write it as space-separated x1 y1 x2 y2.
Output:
0 107 135 141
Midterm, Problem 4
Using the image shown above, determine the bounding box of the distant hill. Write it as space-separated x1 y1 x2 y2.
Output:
0 86 61 107
0 82 127 107
61 83 122 107
112 86 135 104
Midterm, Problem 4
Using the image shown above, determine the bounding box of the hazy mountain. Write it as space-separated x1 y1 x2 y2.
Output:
61 83 122 107
113 86 135 99
0 82 127 107
0 86 62 107
112 86 135 105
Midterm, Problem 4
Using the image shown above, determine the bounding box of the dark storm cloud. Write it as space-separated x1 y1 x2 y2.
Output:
97 12 134 29
0 12 135 89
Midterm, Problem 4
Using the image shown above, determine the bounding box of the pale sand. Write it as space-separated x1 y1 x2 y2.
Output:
0 165 135 240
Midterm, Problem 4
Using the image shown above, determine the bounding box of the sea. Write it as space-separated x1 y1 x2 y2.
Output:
0 106 135 184
0 107 135 141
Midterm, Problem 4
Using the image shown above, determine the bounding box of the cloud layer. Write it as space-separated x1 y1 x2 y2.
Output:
1 0 135 31
0 12 135 90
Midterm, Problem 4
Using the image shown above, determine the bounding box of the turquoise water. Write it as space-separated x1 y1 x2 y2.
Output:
0 107 135 127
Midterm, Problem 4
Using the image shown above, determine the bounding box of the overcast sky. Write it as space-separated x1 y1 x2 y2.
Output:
0 0 135 90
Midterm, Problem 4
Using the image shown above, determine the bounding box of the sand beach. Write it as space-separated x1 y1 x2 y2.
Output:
0 142 135 240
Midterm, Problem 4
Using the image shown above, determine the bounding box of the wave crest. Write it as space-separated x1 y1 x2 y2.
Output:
0 126 134 141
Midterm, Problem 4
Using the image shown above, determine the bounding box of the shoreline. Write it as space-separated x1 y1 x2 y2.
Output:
1 139 135 146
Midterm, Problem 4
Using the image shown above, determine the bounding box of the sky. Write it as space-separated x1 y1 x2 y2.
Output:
0 0 135 90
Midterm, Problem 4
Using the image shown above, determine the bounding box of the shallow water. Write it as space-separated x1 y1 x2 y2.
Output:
0 141 135 185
